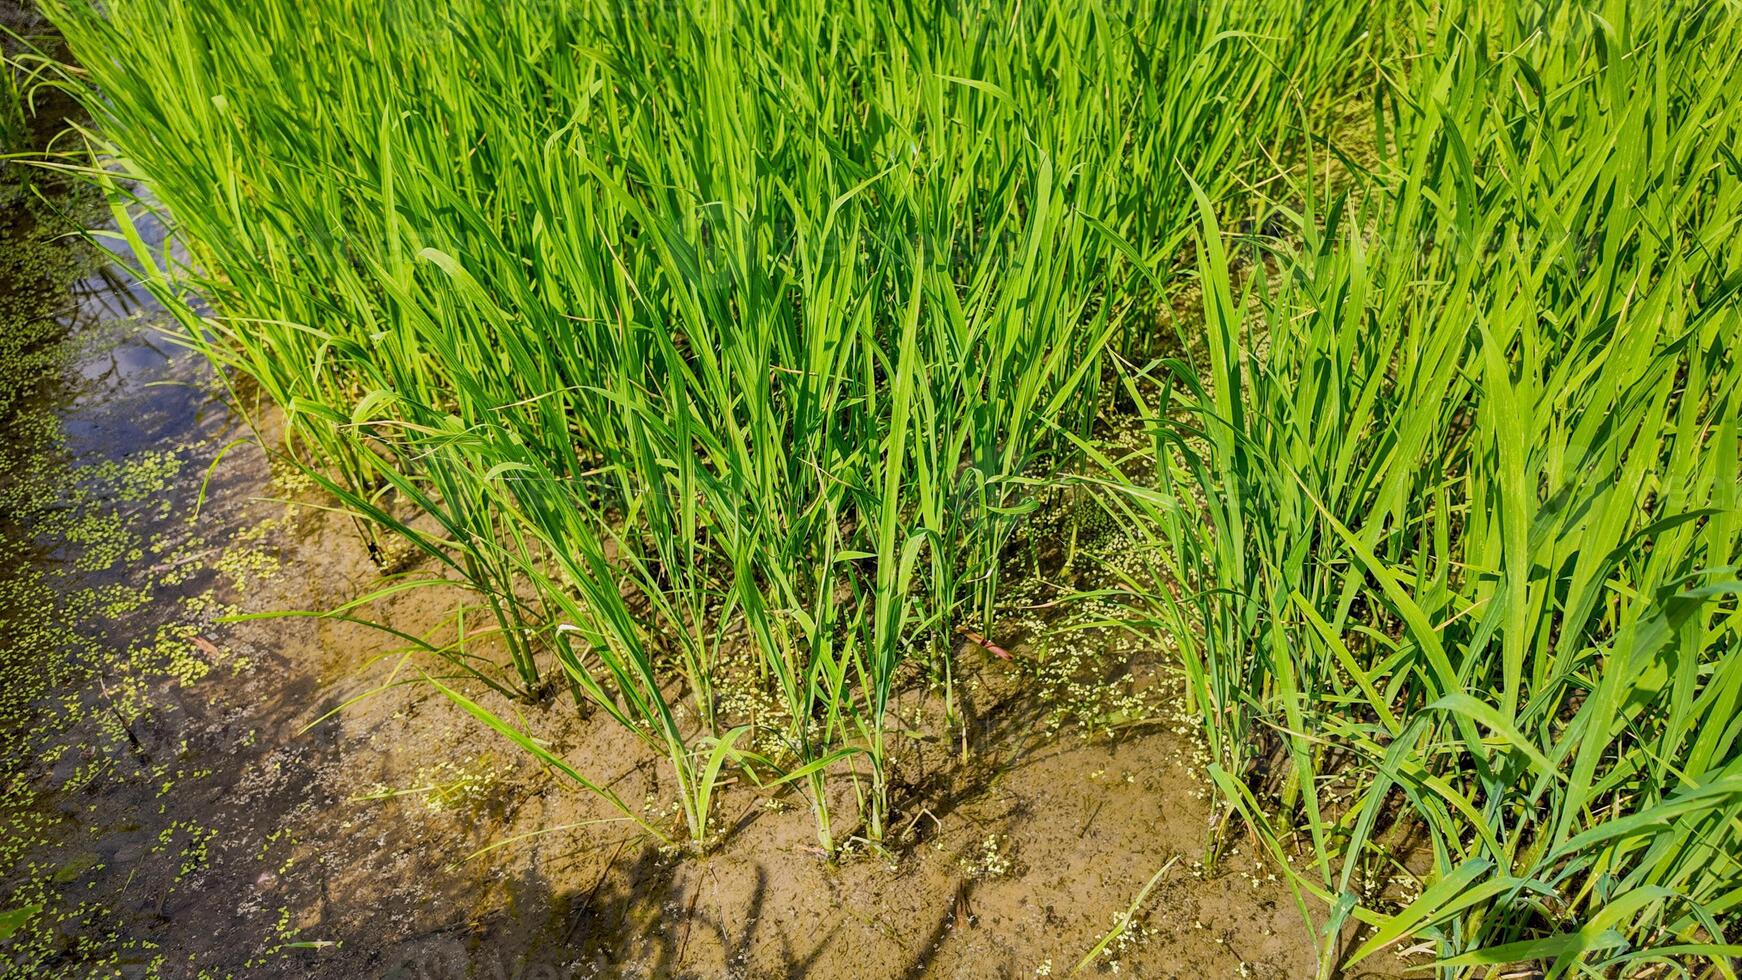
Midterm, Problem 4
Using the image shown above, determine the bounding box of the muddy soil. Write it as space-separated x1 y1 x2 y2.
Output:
1 22 1412 980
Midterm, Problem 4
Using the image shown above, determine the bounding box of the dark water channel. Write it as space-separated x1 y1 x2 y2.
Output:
0 17 310 975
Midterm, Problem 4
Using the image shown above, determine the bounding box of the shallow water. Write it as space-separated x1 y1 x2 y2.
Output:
0 82 310 974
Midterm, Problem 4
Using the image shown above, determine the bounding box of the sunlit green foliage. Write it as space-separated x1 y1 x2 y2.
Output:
36 0 1742 973
40 0 1365 853
1098 1 1742 973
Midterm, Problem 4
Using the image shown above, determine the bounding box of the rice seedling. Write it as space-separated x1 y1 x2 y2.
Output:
39 0 1368 855
43 0 1740 971
1095 0 1742 972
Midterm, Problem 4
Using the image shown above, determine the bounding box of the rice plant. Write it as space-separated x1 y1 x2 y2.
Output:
42 0 1739 970
38 0 1369 853
1095 0 1742 972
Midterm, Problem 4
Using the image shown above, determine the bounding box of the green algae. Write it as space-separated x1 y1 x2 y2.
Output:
0 53 295 978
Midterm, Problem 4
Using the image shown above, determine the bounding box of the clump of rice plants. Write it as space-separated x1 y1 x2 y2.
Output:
1099 0 1742 972
46 0 1742 971
37 0 1369 855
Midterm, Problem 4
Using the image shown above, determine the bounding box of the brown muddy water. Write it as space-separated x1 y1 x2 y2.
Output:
1 27 1405 980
